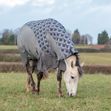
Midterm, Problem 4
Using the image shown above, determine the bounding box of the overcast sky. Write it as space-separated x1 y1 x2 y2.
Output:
0 0 111 43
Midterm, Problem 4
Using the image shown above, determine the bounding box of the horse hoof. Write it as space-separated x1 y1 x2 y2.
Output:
57 93 63 97
36 89 40 95
32 88 38 93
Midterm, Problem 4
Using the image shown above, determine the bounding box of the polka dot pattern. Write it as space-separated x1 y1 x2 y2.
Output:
25 18 74 59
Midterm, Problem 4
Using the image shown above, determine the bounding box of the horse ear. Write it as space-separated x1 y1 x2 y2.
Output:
80 62 84 67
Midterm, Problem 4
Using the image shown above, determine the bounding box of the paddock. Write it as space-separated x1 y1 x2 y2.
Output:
0 72 111 111
0 45 111 110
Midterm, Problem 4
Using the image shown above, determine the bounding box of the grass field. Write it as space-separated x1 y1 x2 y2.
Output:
0 45 111 65
0 45 90 50
0 45 17 50
0 45 99 50
1 52 111 65
75 45 93 49
0 73 111 111
80 53 111 65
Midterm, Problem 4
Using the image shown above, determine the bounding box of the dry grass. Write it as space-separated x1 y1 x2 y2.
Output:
0 52 111 65
0 45 17 50
0 62 111 74
80 53 111 65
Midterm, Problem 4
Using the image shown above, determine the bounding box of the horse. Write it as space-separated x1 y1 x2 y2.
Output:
17 18 83 97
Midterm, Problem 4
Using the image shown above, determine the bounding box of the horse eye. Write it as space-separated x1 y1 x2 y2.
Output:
71 76 74 79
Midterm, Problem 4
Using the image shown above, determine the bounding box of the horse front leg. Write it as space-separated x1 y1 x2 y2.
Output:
25 60 36 93
37 72 43 94
57 69 63 97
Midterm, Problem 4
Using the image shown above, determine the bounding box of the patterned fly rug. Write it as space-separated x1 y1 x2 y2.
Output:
18 18 78 73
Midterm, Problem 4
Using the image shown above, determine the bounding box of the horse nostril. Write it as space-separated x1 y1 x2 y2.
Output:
67 92 69 96
69 93 73 97
67 92 72 97
71 76 74 79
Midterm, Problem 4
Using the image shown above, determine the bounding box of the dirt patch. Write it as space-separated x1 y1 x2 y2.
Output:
0 49 19 54
0 54 21 62
0 62 25 72
0 62 111 74
83 65 111 74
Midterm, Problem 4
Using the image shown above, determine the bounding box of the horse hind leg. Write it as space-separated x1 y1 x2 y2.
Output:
31 59 37 73
26 59 36 93
57 69 63 97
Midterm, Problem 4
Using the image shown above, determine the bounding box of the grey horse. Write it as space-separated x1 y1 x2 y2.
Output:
17 18 82 97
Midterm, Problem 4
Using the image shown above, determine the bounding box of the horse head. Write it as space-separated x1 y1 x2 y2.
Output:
63 55 83 96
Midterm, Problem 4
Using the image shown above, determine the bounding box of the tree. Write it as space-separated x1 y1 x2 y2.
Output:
98 30 109 44
80 35 88 45
85 34 93 44
81 34 93 44
0 32 2 44
1 29 16 45
9 34 16 45
72 29 81 44
2 29 10 45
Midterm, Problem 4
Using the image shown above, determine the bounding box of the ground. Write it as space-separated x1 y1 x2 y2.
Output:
80 53 111 65
0 45 111 111
0 73 111 111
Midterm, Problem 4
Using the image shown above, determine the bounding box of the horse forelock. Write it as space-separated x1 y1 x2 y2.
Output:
65 54 83 77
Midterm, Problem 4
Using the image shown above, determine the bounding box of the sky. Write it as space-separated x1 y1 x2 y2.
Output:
0 0 111 43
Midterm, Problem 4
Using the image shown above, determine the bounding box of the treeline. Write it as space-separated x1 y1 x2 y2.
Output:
97 30 110 44
0 29 17 45
0 28 111 45
72 29 111 45
72 29 93 45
